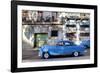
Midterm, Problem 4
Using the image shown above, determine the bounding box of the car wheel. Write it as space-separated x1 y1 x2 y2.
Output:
73 51 79 57
43 52 50 59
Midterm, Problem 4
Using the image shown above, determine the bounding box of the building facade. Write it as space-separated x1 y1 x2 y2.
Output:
22 10 90 48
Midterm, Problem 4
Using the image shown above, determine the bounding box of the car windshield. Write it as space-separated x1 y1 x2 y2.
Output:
66 41 76 46
56 41 76 46
64 42 71 46
56 42 64 46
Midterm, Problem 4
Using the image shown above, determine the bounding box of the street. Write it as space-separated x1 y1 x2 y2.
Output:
22 41 90 62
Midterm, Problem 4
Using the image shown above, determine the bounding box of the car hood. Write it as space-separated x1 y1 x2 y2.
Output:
41 45 54 48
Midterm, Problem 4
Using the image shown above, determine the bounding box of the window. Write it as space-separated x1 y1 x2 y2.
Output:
51 30 58 37
57 42 64 46
80 33 90 36
65 42 71 46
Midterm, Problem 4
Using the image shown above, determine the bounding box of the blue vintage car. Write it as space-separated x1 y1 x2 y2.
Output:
80 39 90 49
39 40 87 59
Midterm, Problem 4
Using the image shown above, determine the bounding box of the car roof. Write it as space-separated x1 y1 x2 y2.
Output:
57 40 73 43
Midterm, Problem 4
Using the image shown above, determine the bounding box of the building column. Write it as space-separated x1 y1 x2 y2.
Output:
63 21 68 40
75 22 80 45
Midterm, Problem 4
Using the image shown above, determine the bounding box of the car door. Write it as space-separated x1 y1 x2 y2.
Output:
63 42 75 55
54 41 64 55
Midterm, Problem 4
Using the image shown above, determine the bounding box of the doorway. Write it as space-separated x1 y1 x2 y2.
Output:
34 33 48 48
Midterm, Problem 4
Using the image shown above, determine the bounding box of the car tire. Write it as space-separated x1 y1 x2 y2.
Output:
43 52 50 59
73 51 79 57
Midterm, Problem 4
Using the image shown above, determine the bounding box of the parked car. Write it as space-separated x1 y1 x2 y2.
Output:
80 39 90 49
39 40 87 59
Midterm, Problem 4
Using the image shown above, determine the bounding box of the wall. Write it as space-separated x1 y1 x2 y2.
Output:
0 0 99 73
